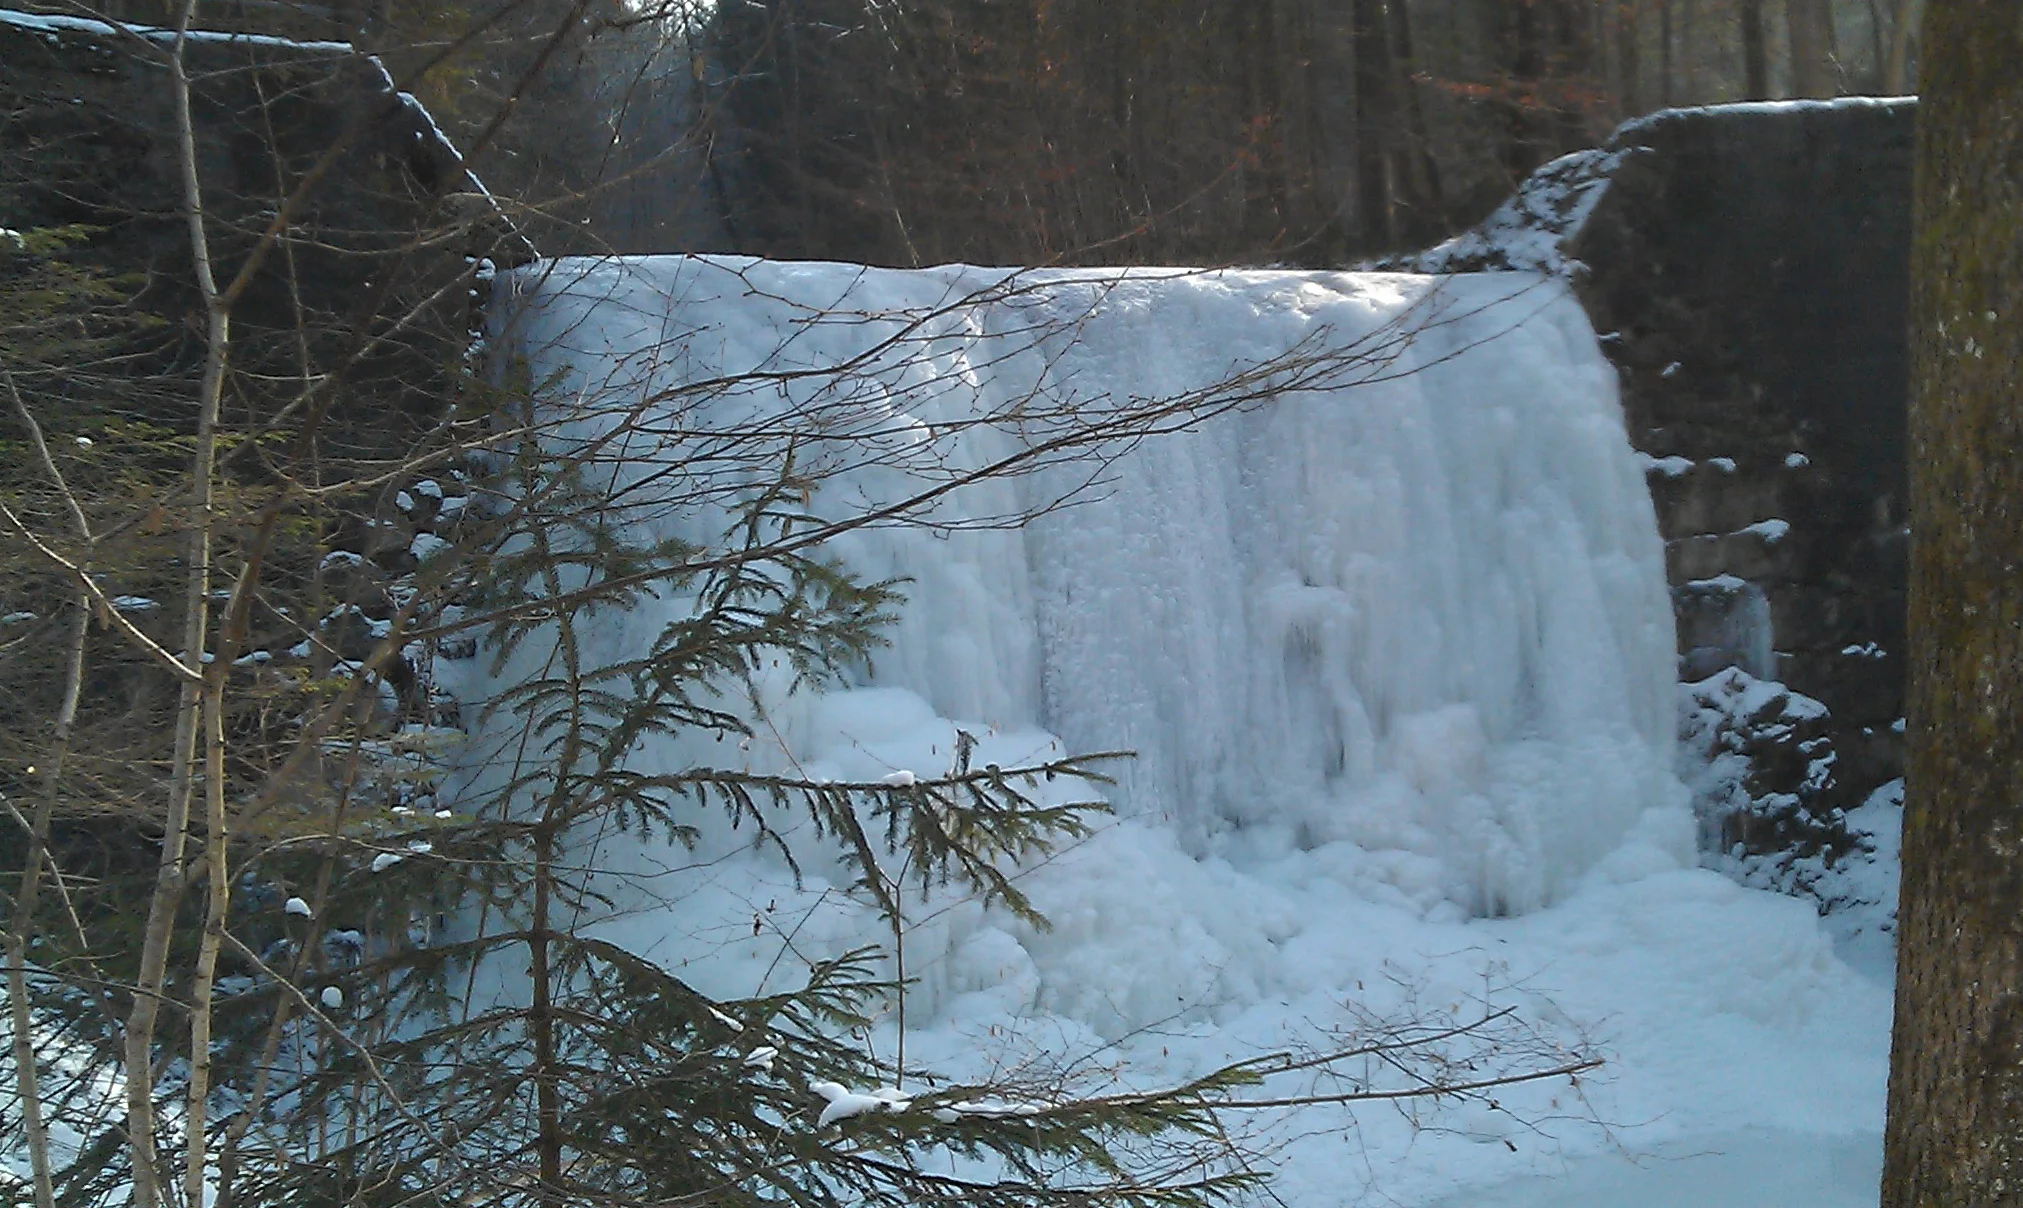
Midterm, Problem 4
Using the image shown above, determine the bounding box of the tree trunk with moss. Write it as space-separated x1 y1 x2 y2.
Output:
1880 5 2023 1205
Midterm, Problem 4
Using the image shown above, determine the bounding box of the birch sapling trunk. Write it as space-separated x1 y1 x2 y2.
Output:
182 679 231 1208
126 10 229 1203
3 615 84 1208
4 610 84 1208
3 364 94 1208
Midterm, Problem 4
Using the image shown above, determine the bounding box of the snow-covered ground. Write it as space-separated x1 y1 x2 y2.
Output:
466 256 1896 1208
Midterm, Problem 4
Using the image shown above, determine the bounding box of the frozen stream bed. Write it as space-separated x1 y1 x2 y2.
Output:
471 256 1896 1208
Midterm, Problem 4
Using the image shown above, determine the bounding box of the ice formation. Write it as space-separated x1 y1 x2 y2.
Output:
485 256 1679 916
457 256 1891 1207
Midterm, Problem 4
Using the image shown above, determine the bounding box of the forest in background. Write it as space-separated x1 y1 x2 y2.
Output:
78 0 1924 266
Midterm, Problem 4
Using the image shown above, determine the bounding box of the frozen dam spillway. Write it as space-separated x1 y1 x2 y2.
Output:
487 255 1680 920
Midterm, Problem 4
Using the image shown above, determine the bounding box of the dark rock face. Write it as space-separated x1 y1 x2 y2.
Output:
1570 99 1913 814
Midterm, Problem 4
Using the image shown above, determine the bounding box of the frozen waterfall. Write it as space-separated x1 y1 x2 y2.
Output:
482 254 1680 919
455 255 1893 1208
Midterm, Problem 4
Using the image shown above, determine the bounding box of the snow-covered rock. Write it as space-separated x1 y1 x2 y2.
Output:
1679 666 1853 873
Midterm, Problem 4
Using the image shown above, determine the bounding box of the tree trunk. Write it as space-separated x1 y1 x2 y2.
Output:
1613 0 1641 119
1237 0 1292 251
1884 0 1921 94
2 368 91 1208
1387 0 1445 243
530 821 563 1207
1739 0 1770 98
529 546 580 1208
1787 0 1839 96
1351 0 1398 249
4 600 84 1208
1289 0 1348 261
182 677 232 1208
1545 0 1596 150
1500 0 1544 179
1656 0 1673 107
1497 0 1597 180
128 14 229 1202
1880 4 2023 1205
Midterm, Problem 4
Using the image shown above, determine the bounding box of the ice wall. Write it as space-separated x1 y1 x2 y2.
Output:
485 255 1679 920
